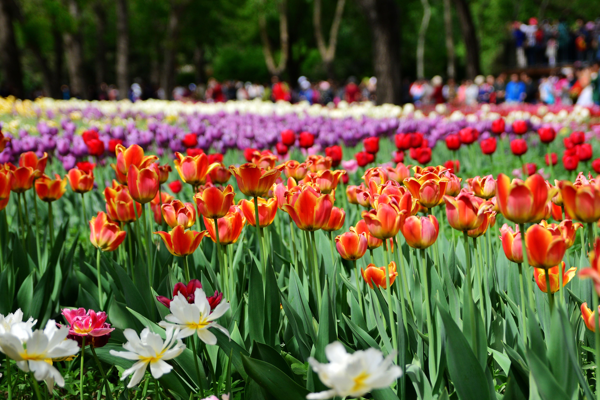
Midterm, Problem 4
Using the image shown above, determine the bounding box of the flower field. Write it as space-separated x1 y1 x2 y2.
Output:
1 97 600 399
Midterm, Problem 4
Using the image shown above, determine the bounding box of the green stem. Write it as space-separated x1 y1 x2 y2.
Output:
80 193 87 225
369 248 375 264
80 337 86 400
474 239 486 328
354 259 364 316
203 344 219 396
6 359 12 400
30 373 43 400
329 231 336 267
420 247 436 381
310 230 322 310
518 223 536 312
154 378 162 400
253 196 264 273
158 186 164 224
184 256 190 282
127 223 135 283
90 345 112 400
517 263 528 345
146 203 154 286
32 190 41 265
190 337 206 398
589 223 595 253
593 292 600 400
546 144 554 180
545 268 554 312
48 202 54 248
393 237 411 328
289 221 298 273
214 217 225 293
96 249 103 310
463 231 477 353
132 200 147 270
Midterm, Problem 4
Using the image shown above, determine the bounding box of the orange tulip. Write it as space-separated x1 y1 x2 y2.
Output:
203 205 246 245
467 175 496 200
539 219 582 249
385 164 411 183
281 185 334 231
151 191 174 224
150 163 171 184
346 185 359 205
362 261 398 289
579 238 600 296
467 207 496 238
362 203 404 240
0 131 11 152
355 185 373 208
525 224 566 269
363 167 387 186
306 155 332 172
104 182 143 223
413 165 446 178
499 224 523 263
19 151 48 178
8 165 35 193
305 170 346 194
66 168 94 193
533 262 576 294
195 185 235 219
559 178 600 223
355 219 383 250
239 197 278 228
581 303 600 332
551 202 563 221
444 190 488 231
251 152 278 170
322 207 346 232
155 225 208 257
162 200 196 229
401 215 439 249
111 144 158 184
0 169 13 200
230 163 283 197
284 160 309 181
209 163 232 184
89 211 127 252
35 174 67 202
335 229 368 260
174 151 217 187
444 172 462 197
496 173 554 224
404 173 449 209
127 165 160 204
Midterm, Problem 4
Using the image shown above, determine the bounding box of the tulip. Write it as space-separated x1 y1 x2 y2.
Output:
559 179 600 223
404 173 449 209
355 219 383 250
525 224 566 269
445 134 461 151
467 175 496 199
61 308 115 348
203 205 246 245
9 165 35 193
444 190 488 231
580 238 600 296
162 200 196 229
533 262 576 294
155 225 208 257
539 219 582 249
496 173 553 224
563 155 579 171
499 224 523 263
104 183 143 223
0 169 13 200
284 160 309 181
510 139 528 156
150 191 174 224
89 211 127 252
386 163 411 183
156 279 222 311
174 151 218 187
35 174 67 202
538 127 556 143
322 207 346 232
281 185 334 231
444 160 460 175
169 180 183 194
491 118 505 134
127 165 159 204
251 153 279 170
66 168 94 193
111 144 158 184
364 137 380 154
0 130 10 152
19 151 48 178
239 197 278 228
578 143 593 162
230 163 282 197
195 185 235 219
151 163 171 184
581 303 600 332
458 127 479 144
401 215 439 249
361 261 398 289
305 170 346 194
362 203 404 239
306 155 332 172
545 153 558 166
570 130 585 144
281 129 296 146
512 120 528 135
209 163 232 184
299 131 314 148
412 165 445 178
346 185 359 205
335 229 368 260
467 207 496 238
444 172 462 196
324 145 343 167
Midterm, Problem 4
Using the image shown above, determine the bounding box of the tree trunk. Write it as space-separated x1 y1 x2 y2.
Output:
193 45 205 84
258 0 288 77
0 0 24 98
313 0 346 79
443 0 455 79
115 0 129 99
355 0 401 104
161 1 188 100
453 0 479 79
52 27 64 98
94 1 107 87
416 0 431 79
63 0 88 98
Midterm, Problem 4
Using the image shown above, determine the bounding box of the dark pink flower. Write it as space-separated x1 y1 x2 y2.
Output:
61 308 114 348
157 279 223 312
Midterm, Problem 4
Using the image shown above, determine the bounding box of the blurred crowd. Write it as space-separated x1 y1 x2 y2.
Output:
512 17 600 67
407 65 600 107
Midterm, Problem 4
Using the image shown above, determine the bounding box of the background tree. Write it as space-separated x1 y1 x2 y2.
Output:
313 0 346 79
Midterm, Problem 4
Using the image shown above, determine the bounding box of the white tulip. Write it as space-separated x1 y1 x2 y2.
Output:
159 288 230 345
307 342 402 399
0 319 79 392
0 309 37 345
110 326 186 388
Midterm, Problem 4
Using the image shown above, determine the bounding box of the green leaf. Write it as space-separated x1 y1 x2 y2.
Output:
248 258 265 344
437 301 492 400
241 354 310 400
526 349 569 400
264 262 280 347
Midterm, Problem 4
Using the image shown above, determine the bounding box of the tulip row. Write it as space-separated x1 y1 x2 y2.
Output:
0 125 600 400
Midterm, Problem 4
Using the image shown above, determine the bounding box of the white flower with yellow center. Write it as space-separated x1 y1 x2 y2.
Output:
307 342 402 399
158 287 230 345
110 326 185 388
0 309 37 346
0 319 80 392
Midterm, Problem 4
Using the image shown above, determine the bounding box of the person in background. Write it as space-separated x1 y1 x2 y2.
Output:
465 79 479 105
456 80 468 105
576 68 594 106
431 75 445 104
345 77 360 103
539 77 555 104
409 79 426 104
505 73 525 103
546 35 558 67
521 18 539 66
522 73 537 103
442 78 457 104
272 76 291 102
513 21 527 67
494 73 506 104
478 75 495 103
558 18 571 63
591 62 600 105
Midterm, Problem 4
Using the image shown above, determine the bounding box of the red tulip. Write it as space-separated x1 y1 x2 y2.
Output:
203 205 246 245
356 151 371 167
108 139 123 153
414 147 432 164
325 145 343 167
243 148 257 162
87 139 105 157
280 129 296 146
445 134 461 151
111 144 158 184
0 170 12 201
127 165 160 204
230 163 283 197
169 180 183 194
401 215 439 249
335 229 368 260
570 131 585 145
82 130 99 144
19 151 48 178
480 137 497 155
275 143 288 155
208 153 224 165
512 120 528 135
76 161 95 174
35 174 67 202
195 185 235 219
499 224 523 263
155 225 209 257
577 143 593 162
8 165 35 193
525 163 537 176
525 224 566 269
299 131 314 148
67 168 94 194
355 219 383 249
538 127 556 143
510 139 528 156
174 151 218 187
364 137 380 154
281 185 334 231
0 131 11 153
545 153 558 166
209 164 232 184
443 160 460 174
562 154 579 171
558 177 600 223
182 133 198 148
239 197 278 228
322 207 346 232
491 118 505 135
593 159 600 174
496 173 553 224
395 133 410 150
458 127 479 145
187 148 204 157
89 211 127 252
